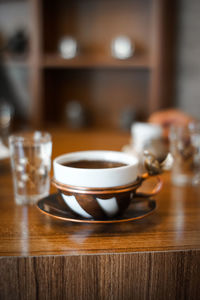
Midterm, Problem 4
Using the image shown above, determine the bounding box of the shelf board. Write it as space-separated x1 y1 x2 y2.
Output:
42 54 151 69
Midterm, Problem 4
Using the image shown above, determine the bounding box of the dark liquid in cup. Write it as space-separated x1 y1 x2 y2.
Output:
63 160 127 169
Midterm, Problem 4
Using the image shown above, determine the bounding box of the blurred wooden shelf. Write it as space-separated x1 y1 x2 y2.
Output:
42 54 151 69
27 0 176 129
0 0 176 129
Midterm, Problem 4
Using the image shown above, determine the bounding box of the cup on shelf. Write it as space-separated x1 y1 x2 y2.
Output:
111 35 134 60
64 100 89 129
169 122 200 186
58 36 78 59
9 131 52 205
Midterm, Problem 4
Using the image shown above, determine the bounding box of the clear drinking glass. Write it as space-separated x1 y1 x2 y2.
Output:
9 131 52 205
169 122 200 186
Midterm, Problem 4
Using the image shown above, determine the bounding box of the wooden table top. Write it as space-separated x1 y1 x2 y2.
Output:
0 129 200 257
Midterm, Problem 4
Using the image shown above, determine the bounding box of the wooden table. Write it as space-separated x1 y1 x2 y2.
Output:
0 129 200 300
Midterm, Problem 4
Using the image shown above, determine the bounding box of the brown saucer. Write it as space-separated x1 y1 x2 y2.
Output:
37 194 156 224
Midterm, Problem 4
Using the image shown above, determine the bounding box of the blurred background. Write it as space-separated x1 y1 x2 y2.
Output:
0 0 199 132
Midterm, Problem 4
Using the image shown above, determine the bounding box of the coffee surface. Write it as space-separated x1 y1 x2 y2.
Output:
63 160 127 169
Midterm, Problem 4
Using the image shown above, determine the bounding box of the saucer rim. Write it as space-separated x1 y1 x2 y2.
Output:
36 193 156 224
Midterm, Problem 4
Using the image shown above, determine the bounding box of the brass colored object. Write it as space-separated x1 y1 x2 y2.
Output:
143 151 173 176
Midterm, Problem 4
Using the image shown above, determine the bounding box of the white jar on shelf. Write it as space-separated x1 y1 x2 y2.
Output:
111 36 134 60
58 36 78 59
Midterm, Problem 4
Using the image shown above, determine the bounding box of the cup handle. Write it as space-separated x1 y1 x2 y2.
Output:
135 173 163 198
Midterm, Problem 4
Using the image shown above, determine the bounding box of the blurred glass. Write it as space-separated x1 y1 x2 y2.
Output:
9 131 52 205
169 122 200 186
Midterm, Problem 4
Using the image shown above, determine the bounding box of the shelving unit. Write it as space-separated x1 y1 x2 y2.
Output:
26 0 176 128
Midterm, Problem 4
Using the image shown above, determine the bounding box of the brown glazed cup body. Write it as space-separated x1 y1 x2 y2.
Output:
52 174 162 219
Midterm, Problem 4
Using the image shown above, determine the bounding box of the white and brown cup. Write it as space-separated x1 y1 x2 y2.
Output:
52 151 162 219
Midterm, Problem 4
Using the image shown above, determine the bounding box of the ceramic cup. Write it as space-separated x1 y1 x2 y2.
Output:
52 150 162 219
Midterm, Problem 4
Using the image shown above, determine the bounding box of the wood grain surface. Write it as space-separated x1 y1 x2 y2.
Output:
0 129 200 299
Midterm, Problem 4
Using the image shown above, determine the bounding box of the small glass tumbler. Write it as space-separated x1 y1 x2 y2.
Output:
9 131 52 205
169 122 200 186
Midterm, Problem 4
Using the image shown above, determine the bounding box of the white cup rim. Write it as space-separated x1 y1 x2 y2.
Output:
54 150 137 169
53 150 138 188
